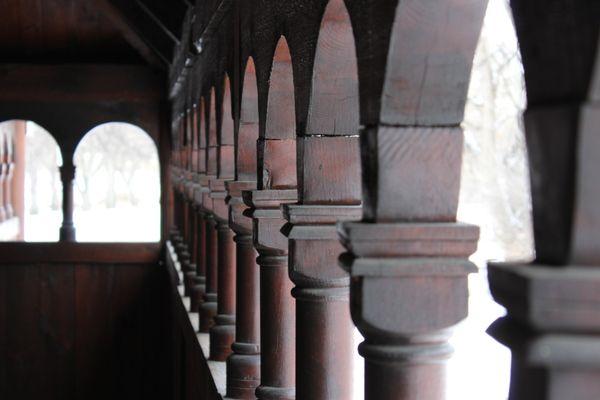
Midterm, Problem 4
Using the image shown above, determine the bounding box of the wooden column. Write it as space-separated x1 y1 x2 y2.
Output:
282 3 361 399
339 0 487 399
190 97 208 313
225 58 261 399
3 130 14 220
183 107 199 297
200 92 219 333
488 2 600 399
59 161 76 242
0 130 8 222
12 121 26 239
245 38 297 400
209 83 237 361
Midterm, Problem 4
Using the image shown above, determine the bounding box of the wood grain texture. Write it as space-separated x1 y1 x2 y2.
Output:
297 136 361 204
0 261 170 400
306 0 360 136
264 37 296 140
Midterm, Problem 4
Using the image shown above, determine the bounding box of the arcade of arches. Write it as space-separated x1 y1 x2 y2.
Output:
0 1 598 400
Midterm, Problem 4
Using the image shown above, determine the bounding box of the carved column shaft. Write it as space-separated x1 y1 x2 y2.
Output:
284 194 360 400
0 134 6 222
210 217 236 360
226 179 261 399
225 232 260 399
200 212 218 332
59 163 76 242
224 56 262 399
246 190 297 400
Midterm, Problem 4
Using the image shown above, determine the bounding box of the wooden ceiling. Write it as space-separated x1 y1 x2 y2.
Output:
0 0 187 67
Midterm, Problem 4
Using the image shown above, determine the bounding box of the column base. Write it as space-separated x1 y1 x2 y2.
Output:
255 385 295 400
226 349 261 399
210 314 236 361
200 293 218 333
190 277 206 313
59 225 76 242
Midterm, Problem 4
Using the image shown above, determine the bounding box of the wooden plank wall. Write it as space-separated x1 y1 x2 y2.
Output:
0 260 172 400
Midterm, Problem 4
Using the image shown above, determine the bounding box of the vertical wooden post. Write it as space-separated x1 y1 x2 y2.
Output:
488 2 600 399
245 38 297 400
208 82 237 361
282 2 361 398
339 0 487 399
12 121 26 240
191 99 208 313
59 161 76 242
0 130 8 222
200 92 220 333
225 58 261 399
3 130 14 220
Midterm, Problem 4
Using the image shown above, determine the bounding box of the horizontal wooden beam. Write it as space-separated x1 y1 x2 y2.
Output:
0 64 164 103
0 242 161 264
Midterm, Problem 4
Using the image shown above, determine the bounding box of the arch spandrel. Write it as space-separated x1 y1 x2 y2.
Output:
306 0 359 136
264 37 295 140
237 58 259 182
380 0 488 126
206 88 218 176
258 37 298 190
218 76 235 179
221 75 235 146
197 97 207 174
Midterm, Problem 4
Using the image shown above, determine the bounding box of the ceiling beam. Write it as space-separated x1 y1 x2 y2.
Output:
93 0 182 68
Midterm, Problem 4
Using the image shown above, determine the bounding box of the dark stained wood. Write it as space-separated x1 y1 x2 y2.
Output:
487 2 600 399
338 0 486 399
59 163 76 242
0 64 165 157
0 0 144 64
0 261 170 400
0 242 161 264
92 0 180 65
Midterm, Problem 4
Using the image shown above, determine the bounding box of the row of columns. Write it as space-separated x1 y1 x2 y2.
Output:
168 0 480 398
167 0 600 399
0 121 26 240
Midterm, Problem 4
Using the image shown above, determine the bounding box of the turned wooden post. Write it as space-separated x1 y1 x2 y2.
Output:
13 121 26 239
0 131 7 222
3 131 14 220
209 82 237 361
59 161 76 242
191 98 208 313
339 0 487 399
244 38 297 400
487 2 600 399
282 3 361 398
183 107 199 297
200 92 220 333
225 58 261 399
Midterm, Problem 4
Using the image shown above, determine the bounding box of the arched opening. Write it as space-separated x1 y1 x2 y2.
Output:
0 120 62 242
452 0 532 398
73 122 160 242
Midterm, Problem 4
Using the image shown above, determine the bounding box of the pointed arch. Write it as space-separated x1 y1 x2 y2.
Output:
218 75 235 179
237 58 259 182
306 0 359 136
265 37 296 140
380 0 487 125
206 87 218 176
197 96 206 174
259 37 298 190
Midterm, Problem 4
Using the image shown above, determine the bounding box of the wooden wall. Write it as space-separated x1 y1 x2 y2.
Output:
0 243 172 400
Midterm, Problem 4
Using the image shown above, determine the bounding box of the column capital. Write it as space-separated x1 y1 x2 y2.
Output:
243 189 297 255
